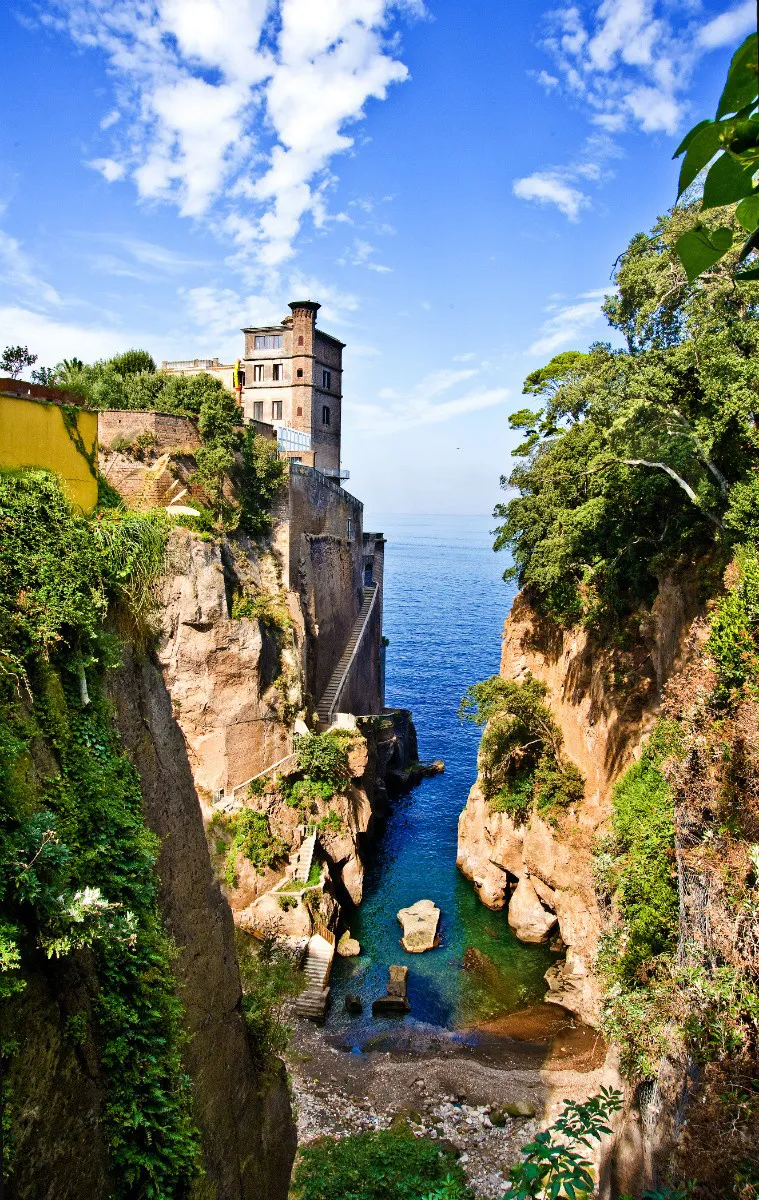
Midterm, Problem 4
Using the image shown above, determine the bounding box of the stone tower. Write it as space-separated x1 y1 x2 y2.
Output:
241 300 344 476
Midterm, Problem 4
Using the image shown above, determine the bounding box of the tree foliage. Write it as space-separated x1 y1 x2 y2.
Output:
495 204 759 627
1 346 36 379
673 34 759 282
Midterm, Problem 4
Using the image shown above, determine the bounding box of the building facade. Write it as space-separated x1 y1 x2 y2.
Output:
241 301 344 477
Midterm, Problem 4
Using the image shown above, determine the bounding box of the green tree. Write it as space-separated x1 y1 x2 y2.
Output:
495 204 759 626
108 349 156 376
1 345 36 378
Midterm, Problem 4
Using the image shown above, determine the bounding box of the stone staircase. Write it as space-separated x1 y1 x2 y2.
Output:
294 932 335 1020
289 831 317 884
317 585 377 724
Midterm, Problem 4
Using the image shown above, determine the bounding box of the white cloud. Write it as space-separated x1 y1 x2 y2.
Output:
539 0 749 138
513 172 589 221
87 157 126 182
698 1 755 48
0 305 147 365
47 0 418 270
0 231 61 307
527 288 608 357
352 362 509 435
338 237 393 273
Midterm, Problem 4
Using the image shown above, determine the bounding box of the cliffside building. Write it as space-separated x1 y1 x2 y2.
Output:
162 299 347 480
241 300 345 479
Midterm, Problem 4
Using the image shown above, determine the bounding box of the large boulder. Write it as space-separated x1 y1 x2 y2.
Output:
507 875 557 944
397 899 441 953
337 931 361 957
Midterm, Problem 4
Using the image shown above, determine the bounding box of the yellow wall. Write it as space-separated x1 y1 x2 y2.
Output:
0 394 98 511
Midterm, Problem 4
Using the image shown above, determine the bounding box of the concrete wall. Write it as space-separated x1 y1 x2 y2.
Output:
299 533 363 703
0 390 98 511
336 536 385 717
273 463 363 591
337 588 383 717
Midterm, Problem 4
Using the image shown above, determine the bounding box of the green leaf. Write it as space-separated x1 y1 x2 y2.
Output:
736 192 759 232
673 119 712 159
717 33 759 118
735 263 759 279
702 150 756 209
674 226 733 281
677 122 724 196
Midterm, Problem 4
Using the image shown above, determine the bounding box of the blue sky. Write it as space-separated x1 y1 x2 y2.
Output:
0 0 754 519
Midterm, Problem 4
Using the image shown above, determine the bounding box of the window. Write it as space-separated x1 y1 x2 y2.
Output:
254 334 283 349
272 363 283 381
272 400 282 421
322 405 330 426
253 363 264 382
322 369 331 390
298 335 304 346
237 368 245 386
296 368 303 378
297 406 303 416
347 519 353 540
252 401 263 421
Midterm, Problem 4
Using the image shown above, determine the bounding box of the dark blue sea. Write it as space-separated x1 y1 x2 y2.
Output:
328 513 553 1044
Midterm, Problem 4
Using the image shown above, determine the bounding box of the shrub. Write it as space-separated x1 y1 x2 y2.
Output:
236 929 304 1061
294 732 352 790
707 546 759 706
291 1125 473 1200
232 590 291 631
461 674 584 822
212 809 286 888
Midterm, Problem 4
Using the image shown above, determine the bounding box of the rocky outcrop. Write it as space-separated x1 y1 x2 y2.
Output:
507 875 557 943
457 579 704 1026
397 899 441 953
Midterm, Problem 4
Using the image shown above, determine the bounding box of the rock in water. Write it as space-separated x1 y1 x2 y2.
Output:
372 965 411 1014
397 899 441 953
337 931 361 957
345 994 363 1014
507 875 557 944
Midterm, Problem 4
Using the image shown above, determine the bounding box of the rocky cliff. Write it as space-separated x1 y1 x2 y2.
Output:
155 528 415 941
457 580 703 1025
5 648 296 1200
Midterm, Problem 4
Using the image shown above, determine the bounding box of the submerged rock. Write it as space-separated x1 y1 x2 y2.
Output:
397 899 441 952
507 875 557 944
344 994 363 1014
372 964 411 1015
337 931 361 957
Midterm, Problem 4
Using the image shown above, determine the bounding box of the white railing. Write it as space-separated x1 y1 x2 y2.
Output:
325 585 379 720
212 750 299 810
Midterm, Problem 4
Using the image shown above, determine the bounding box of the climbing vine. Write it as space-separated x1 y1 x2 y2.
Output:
0 469 200 1194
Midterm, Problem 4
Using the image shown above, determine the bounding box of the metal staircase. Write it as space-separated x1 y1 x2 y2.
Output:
316 585 377 724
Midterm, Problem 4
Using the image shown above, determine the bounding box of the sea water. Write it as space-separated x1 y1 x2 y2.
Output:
327 513 554 1043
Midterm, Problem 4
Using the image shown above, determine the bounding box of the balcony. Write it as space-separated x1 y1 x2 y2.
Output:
322 468 350 481
277 426 312 453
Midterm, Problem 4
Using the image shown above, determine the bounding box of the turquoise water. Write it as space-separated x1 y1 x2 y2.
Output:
328 514 554 1043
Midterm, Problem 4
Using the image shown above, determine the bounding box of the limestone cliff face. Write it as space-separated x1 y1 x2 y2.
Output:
158 530 303 798
110 650 296 1200
155 529 414 936
457 581 703 1025
6 649 296 1200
